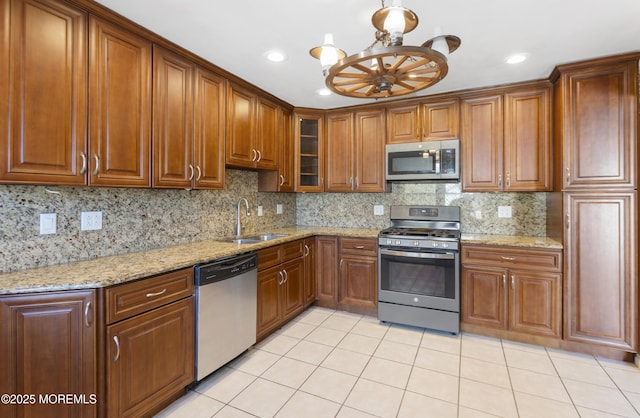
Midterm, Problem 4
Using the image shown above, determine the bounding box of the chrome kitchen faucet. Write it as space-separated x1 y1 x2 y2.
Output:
235 198 250 236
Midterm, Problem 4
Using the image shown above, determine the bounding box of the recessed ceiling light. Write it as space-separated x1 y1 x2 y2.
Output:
506 54 527 64
265 50 287 62
317 88 332 96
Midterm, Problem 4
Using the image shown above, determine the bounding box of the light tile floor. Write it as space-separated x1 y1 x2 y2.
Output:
155 307 640 418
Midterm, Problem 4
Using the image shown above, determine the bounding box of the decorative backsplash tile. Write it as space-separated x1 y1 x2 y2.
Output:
296 182 548 236
1 174 547 273
0 170 295 273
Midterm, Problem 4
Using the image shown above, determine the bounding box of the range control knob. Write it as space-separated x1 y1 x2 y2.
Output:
442 242 449 248
432 241 439 248
395 240 402 245
413 241 420 246
413 297 419 303
386 239 392 245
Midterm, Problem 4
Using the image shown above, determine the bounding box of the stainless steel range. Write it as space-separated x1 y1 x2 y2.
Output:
378 205 461 334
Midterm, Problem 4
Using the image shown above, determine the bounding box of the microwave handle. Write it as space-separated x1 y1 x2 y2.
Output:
435 148 441 175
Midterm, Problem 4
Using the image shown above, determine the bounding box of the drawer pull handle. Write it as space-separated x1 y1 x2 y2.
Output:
278 271 284 285
92 154 100 176
196 165 202 182
79 152 87 174
354 245 365 249
146 288 167 298
188 164 194 181
502 274 506 288
500 256 516 261
84 301 91 328
282 269 288 284
280 175 285 186
113 336 120 362
303 244 310 257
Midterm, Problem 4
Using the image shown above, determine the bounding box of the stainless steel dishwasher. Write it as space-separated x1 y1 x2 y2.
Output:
194 252 257 381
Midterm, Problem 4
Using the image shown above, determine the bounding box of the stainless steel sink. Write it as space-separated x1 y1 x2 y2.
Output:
218 233 289 244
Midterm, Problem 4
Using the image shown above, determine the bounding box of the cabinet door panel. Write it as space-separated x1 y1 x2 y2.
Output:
510 270 561 337
257 267 281 339
325 112 353 192
280 258 305 322
565 192 636 350
422 99 459 140
316 236 338 308
89 17 151 187
294 113 324 192
303 238 317 306
0 290 96 418
226 83 255 167
355 110 386 192
339 255 377 312
564 63 636 188
107 298 194 418
153 46 194 188
461 95 503 191
194 68 225 189
386 104 421 143
255 98 279 170
461 266 507 329
1 0 86 184
504 88 551 191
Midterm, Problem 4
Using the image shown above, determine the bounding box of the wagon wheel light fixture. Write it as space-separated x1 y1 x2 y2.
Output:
309 0 461 99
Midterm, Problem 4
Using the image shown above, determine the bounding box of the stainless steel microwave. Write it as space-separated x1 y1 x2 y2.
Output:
385 140 460 181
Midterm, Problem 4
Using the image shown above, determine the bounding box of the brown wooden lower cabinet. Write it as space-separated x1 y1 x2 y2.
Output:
315 236 339 309
0 290 97 418
314 236 378 315
461 245 562 338
303 238 316 307
104 268 195 418
256 240 306 341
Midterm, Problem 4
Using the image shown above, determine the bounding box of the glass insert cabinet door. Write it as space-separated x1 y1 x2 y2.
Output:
295 112 324 192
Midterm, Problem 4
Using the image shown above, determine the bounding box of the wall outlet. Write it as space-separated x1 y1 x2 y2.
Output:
40 213 56 235
498 206 512 218
474 210 482 219
257 205 263 216
81 211 102 231
276 204 283 214
373 205 384 216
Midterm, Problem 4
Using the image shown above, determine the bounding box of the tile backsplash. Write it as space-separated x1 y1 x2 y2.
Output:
296 182 548 236
0 170 296 273
1 175 547 273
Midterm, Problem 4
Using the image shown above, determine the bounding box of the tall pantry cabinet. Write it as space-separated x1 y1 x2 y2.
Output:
549 53 638 352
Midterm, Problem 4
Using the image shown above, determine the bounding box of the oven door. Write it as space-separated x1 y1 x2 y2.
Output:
378 248 459 312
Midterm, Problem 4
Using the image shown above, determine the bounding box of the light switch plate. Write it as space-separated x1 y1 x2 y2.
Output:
498 206 512 218
276 204 283 214
373 205 384 216
81 211 102 231
40 213 56 235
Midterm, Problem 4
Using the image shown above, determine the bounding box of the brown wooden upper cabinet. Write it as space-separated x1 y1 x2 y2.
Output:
386 98 459 143
258 108 294 192
0 0 88 185
552 57 637 190
226 82 279 171
294 111 325 192
325 109 386 192
89 16 152 187
0 1 156 187
152 46 225 189
461 83 552 192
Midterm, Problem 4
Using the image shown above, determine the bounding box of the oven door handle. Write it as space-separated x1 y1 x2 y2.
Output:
380 248 455 260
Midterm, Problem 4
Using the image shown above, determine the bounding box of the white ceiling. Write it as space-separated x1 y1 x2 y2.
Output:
94 0 640 109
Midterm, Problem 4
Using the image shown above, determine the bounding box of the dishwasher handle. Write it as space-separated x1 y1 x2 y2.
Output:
195 253 257 286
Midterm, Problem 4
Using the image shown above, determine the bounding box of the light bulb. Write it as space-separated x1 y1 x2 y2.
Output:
384 6 406 45
319 33 340 76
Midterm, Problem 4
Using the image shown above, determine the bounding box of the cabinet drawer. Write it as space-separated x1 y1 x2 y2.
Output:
258 246 281 271
340 237 377 257
462 245 561 272
106 268 194 324
281 239 304 262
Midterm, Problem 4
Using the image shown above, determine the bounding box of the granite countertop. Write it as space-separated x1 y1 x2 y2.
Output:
461 233 563 249
0 226 379 295
1 227 562 295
